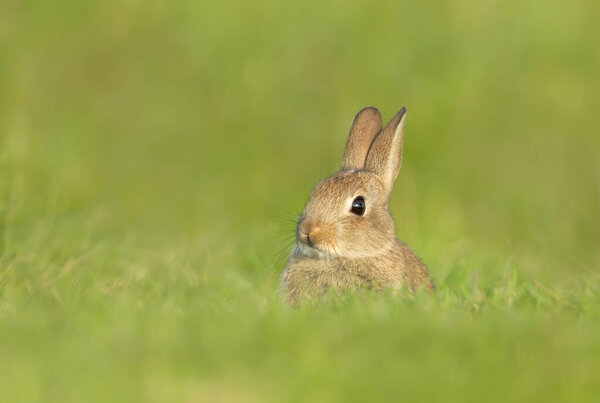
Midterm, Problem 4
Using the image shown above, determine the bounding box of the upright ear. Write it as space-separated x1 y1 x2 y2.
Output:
365 107 407 194
340 107 382 171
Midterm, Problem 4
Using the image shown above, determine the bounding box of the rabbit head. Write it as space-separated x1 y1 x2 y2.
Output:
296 107 408 259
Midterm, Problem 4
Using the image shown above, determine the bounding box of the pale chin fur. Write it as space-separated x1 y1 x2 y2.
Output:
294 242 331 259
294 240 393 260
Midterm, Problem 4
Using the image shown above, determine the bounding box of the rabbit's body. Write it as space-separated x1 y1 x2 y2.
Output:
281 107 432 304
282 240 431 305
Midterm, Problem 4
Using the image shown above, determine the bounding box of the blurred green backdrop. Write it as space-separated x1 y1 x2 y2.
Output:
1 0 599 402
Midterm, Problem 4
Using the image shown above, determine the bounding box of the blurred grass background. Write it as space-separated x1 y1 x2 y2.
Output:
1 0 599 401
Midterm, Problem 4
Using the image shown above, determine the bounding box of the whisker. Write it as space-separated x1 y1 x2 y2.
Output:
330 242 342 260
265 240 296 278
335 243 343 259
270 207 301 225
277 231 297 238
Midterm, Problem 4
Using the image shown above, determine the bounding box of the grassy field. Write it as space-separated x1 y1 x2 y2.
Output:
1 0 600 401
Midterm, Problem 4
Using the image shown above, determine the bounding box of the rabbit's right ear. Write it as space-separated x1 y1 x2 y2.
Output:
340 107 382 171
365 107 407 196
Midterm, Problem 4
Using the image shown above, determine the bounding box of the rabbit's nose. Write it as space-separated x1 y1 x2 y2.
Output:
307 227 321 246
299 218 323 246
298 231 309 243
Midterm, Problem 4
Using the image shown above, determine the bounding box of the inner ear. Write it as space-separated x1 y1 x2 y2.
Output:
340 107 382 171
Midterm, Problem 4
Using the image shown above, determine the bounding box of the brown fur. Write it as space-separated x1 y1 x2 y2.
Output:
281 107 432 305
340 107 382 171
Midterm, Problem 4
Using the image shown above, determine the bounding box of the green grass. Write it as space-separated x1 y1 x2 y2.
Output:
1 0 600 401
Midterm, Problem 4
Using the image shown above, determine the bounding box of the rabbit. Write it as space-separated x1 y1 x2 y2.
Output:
281 106 433 305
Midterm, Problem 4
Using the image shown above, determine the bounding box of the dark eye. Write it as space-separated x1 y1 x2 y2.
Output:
350 196 366 216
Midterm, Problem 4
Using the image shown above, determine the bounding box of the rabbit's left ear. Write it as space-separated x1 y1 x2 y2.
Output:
340 107 382 171
365 107 407 194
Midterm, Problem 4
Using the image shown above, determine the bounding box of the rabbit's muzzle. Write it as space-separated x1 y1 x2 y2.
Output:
297 218 335 252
